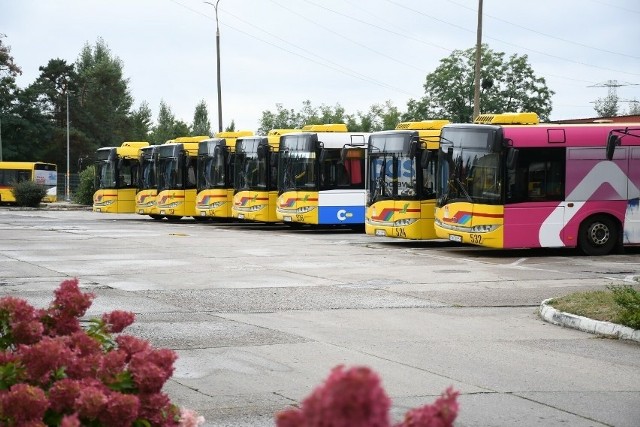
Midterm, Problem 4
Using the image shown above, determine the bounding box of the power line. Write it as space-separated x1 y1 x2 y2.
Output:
381 0 640 77
444 0 640 60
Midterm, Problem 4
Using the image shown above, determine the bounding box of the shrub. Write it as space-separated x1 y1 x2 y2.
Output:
0 278 204 426
608 285 640 329
11 180 47 207
73 165 96 205
276 365 459 427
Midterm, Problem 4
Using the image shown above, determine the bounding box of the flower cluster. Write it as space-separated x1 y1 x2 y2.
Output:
276 365 459 427
0 278 204 427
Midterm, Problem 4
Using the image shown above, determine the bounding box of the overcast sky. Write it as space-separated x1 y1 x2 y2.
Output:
2 0 640 133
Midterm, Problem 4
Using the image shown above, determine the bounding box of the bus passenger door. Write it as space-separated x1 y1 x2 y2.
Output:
624 147 640 243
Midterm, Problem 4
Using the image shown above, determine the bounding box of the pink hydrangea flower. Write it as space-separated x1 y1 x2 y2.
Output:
0 383 49 423
102 310 135 333
395 387 459 427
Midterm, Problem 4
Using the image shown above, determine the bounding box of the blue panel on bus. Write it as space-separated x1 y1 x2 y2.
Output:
318 206 365 224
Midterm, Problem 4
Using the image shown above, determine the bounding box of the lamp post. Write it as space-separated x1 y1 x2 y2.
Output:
205 0 223 133
472 0 483 121
66 90 70 201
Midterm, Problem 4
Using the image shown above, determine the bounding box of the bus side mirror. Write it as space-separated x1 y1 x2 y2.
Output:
606 134 620 161
507 148 519 169
409 140 418 158
257 145 268 160
421 150 432 168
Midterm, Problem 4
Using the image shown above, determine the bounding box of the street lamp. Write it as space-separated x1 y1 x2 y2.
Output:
66 90 70 201
205 0 223 133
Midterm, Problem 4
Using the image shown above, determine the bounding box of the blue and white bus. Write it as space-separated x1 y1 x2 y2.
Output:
276 125 369 227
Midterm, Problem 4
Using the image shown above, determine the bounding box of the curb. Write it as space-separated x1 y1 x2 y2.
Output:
539 298 640 342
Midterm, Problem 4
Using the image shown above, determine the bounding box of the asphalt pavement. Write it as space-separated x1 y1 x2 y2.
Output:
1 205 639 426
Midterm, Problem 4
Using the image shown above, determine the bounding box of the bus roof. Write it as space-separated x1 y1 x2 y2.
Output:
502 123 640 148
396 120 450 130
282 131 370 149
301 123 348 132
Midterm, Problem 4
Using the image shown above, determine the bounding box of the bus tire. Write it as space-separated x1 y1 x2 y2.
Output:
578 215 618 256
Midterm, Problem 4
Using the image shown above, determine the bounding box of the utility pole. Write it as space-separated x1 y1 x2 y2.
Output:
66 91 70 201
472 0 483 121
205 1 223 133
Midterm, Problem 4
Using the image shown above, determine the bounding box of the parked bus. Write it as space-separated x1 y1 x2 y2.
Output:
156 136 209 221
232 129 300 222
366 120 450 239
0 161 57 204
194 131 253 219
136 144 162 219
433 112 640 255
276 124 369 227
93 141 149 213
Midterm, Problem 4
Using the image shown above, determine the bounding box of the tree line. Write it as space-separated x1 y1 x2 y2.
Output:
2 36 561 172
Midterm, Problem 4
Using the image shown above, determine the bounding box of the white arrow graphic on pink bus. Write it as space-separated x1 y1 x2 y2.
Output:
539 161 640 247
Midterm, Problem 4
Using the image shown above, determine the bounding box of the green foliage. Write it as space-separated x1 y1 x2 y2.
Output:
404 44 554 123
258 99 404 134
150 100 191 143
73 165 96 205
10 180 47 207
129 101 153 141
607 285 640 329
75 38 134 149
594 93 619 117
191 99 212 137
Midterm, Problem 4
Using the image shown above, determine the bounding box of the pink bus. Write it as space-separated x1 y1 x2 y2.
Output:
433 113 640 255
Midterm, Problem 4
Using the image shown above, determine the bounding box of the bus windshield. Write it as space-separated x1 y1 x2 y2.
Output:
198 152 226 190
278 134 318 192
437 127 501 206
368 133 417 203
139 152 157 190
95 158 117 189
235 139 269 191
157 156 180 191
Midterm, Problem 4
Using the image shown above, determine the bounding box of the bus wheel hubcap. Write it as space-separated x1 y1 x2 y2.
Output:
590 223 609 245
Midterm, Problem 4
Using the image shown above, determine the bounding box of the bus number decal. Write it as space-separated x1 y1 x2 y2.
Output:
470 234 482 244
295 214 305 222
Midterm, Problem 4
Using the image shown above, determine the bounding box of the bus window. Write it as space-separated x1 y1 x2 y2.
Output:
507 148 565 203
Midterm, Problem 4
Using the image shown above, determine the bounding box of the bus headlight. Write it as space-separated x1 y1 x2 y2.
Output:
470 224 499 233
394 218 417 227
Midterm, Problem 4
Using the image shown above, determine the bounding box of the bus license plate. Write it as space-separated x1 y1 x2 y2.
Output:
283 216 292 222
200 211 206 216
375 229 387 237
237 214 244 219
449 234 462 243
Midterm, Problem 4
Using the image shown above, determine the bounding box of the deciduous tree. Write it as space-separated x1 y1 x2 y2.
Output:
404 45 554 123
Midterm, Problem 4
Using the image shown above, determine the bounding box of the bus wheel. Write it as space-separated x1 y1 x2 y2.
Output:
150 215 164 220
578 215 618 256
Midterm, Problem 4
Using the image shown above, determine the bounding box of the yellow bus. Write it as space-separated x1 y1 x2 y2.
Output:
232 129 300 222
194 131 253 219
135 144 162 220
93 141 149 213
365 120 450 239
0 161 58 204
156 136 210 221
